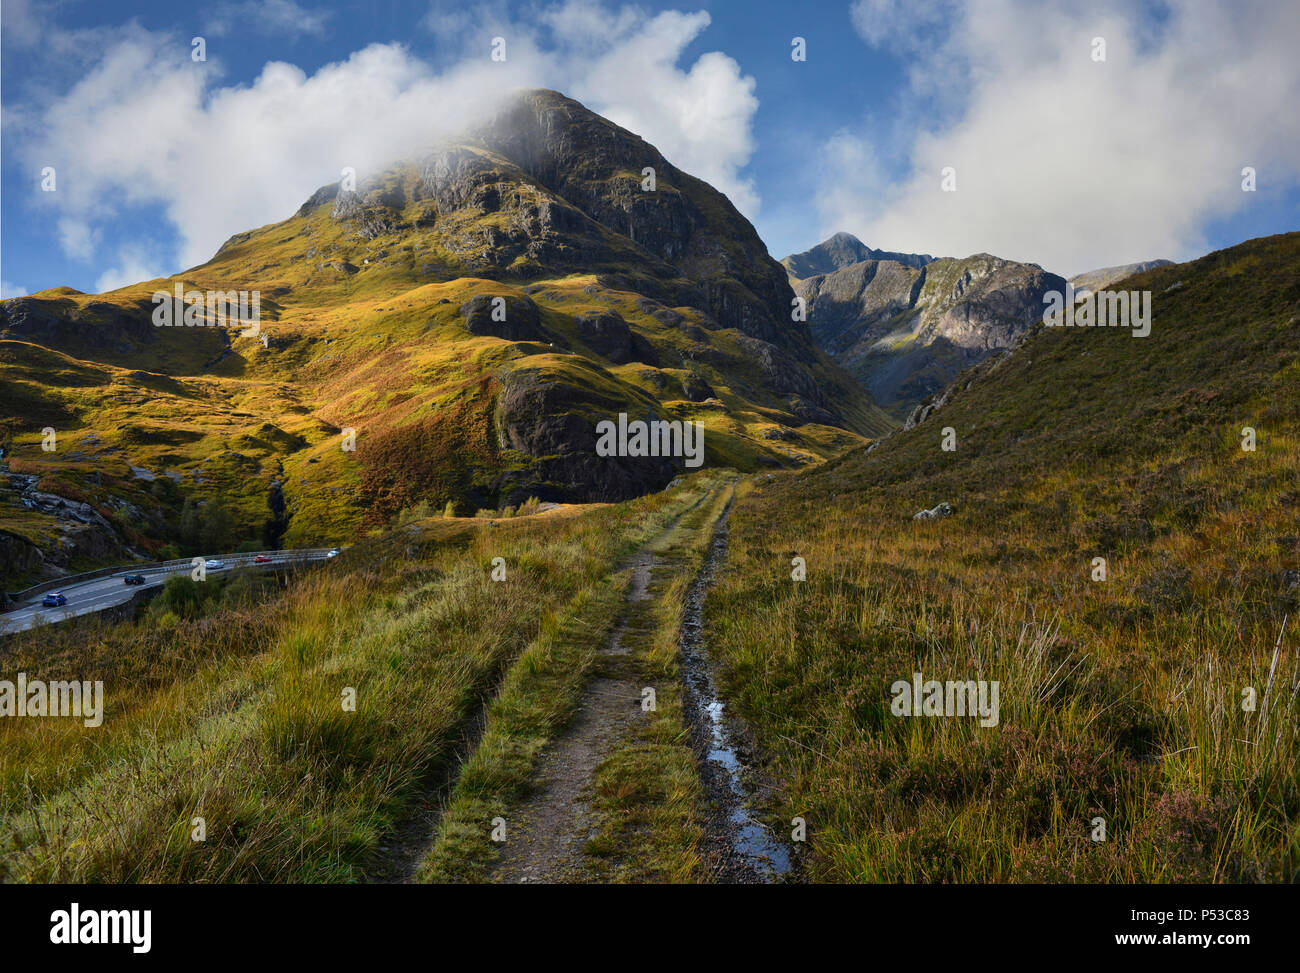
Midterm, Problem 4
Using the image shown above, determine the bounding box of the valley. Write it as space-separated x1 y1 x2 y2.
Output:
1 90 1296 887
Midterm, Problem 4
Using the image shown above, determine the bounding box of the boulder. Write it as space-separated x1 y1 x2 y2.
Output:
913 501 954 521
576 311 635 363
460 294 545 342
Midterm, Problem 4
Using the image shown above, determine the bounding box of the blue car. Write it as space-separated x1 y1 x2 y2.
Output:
42 593 68 607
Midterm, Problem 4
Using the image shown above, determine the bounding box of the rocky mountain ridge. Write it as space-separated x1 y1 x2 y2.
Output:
790 243 1066 417
782 231 933 280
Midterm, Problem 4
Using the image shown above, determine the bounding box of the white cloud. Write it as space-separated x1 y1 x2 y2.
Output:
547 5 760 212
1 281 29 299
15 2 761 286
204 0 332 40
57 218 99 261
830 0 1300 275
94 248 169 293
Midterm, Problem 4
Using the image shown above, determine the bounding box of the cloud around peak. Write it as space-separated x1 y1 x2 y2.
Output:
13 1 761 284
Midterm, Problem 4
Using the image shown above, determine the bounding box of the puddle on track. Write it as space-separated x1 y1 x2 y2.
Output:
679 498 792 882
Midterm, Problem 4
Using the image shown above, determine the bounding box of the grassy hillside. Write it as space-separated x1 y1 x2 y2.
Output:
706 232 1300 881
0 475 725 881
0 92 894 586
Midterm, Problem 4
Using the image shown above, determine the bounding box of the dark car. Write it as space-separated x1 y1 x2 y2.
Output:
42 593 68 607
124 574 146 585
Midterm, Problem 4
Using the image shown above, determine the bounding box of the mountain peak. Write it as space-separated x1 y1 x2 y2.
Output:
781 233 934 280
277 88 801 346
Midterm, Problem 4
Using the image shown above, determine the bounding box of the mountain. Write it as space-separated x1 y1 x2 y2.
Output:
1070 259 1174 296
795 252 1066 418
0 89 893 587
781 232 933 280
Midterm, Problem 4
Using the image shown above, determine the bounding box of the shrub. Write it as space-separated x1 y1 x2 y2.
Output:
154 575 206 618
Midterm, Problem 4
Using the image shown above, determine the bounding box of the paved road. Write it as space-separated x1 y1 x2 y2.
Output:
0 549 337 635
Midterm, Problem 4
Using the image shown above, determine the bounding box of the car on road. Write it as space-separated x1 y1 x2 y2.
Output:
253 554 273 564
42 593 68 607
124 574 146 585
204 559 226 570
326 548 341 558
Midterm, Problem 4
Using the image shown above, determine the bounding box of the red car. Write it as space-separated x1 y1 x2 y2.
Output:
253 554 273 564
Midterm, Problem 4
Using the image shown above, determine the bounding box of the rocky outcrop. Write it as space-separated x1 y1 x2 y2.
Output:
576 310 635 363
797 252 1066 418
680 373 715 402
0 296 155 357
493 367 678 502
0 529 46 594
913 501 953 520
460 294 546 341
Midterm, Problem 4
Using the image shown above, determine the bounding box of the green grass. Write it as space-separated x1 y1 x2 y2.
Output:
0 481 708 882
418 475 730 883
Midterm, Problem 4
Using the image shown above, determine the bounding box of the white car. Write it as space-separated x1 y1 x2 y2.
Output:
204 559 226 570
326 548 341 558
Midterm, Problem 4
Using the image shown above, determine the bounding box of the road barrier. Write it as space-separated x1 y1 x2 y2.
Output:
5 549 337 606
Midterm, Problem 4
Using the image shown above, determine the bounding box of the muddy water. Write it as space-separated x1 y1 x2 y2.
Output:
679 499 792 883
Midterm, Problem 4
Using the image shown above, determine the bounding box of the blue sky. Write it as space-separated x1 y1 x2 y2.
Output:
3 0 1299 298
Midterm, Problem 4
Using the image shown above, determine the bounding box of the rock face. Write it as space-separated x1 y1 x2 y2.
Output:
0 290 231 374
782 232 933 279
794 248 1066 418
0 529 45 594
492 366 678 502
0 473 136 590
460 294 546 341
470 91 801 347
576 310 635 363
2 296 152 356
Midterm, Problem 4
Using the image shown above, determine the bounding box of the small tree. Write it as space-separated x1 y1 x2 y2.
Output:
157 575 203 618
